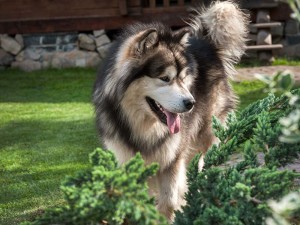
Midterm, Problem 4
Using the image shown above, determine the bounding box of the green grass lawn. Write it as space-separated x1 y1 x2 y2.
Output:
0 68 99 225
0 67 275 225
238 57 300 68
232 80 267 110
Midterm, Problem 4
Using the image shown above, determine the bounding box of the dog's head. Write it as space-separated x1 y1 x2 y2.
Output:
95 1 248 136
107 25 196 134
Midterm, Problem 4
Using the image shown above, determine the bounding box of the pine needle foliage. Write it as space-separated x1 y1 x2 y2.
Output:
24 89 300 225
23 148 168 225
174 89 300 225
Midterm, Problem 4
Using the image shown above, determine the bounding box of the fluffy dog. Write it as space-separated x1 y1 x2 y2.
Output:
93 1 248 221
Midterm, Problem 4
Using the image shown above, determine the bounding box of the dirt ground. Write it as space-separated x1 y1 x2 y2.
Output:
235 65 300 84
223 153 300 172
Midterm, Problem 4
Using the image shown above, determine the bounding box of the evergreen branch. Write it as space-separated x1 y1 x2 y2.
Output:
249 197 263 205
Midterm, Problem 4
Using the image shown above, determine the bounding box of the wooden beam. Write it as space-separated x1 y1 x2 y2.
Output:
0 13 188 34
0 0 120 21
119 0 128 15
143 6 186 14
250 22 282 29
178 0 185 6
246 44 283 51
163 0 170 7
270 3 293 21
241 0 278 9
149 0 156 8
248 3 292 23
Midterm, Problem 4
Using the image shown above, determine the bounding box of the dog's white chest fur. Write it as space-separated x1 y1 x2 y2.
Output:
104 133 181 171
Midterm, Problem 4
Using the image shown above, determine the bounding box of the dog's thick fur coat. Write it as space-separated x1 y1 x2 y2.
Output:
93 1 248 221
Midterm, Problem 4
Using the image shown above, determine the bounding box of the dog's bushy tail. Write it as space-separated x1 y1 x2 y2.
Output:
189 1 249 76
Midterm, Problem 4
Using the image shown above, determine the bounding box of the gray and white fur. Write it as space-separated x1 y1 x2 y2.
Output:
93 1 248 221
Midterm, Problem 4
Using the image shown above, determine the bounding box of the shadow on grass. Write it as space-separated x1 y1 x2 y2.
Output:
0 68 97 103
237 90 268 110
0 118 101 224
232 80 268 111
0 166 81 204
0 165 84 225
0 118 99 199
0 68 103 224
0 119 99 150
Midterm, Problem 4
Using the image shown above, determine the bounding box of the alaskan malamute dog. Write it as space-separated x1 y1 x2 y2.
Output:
93 1 248 221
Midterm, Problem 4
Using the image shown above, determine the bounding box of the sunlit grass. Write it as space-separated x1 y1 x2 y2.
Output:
238 57 300 68
232 80 267 110
0 68 99 225
272 57 300 66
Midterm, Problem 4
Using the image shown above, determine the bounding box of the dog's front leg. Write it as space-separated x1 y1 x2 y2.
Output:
157 157 187 222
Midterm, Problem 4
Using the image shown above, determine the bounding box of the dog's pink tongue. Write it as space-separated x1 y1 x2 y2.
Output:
164 111 180 134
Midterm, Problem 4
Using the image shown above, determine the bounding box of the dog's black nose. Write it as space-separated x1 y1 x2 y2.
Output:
183 99 195 110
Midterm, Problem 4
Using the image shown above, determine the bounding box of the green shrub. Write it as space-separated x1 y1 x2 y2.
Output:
23 149 168 225
25 89 300 225
174 90 300 225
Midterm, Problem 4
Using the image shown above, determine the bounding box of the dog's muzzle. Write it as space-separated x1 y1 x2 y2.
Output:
146 96 195 134
183 98 195 111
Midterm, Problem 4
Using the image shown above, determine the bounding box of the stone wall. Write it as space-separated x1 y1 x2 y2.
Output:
247 18 300 59
0 30 112 71
275 18 300 58
1 19 300 71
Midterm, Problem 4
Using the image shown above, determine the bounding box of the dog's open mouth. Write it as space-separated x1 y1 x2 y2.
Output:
146 97 180 134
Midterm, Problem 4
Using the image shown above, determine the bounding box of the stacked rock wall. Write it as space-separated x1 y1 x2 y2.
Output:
276 18 300 58
0 30 112 71
247 18 300 59
1 20 300 71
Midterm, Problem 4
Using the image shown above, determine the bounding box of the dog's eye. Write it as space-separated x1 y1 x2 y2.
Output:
159 76 170 82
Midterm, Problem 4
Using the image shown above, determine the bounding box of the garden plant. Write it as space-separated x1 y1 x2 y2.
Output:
23 72 300 224
2 0 300 221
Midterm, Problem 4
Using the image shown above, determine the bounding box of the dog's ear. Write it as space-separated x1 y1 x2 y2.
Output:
135 29 158 56
173 27 191 46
